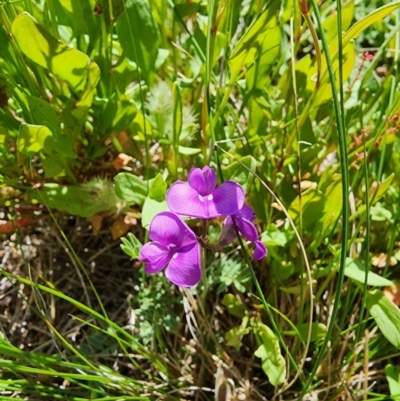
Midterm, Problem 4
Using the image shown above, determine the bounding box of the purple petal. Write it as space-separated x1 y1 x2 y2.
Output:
253 240 267 260
165 243 201 287
207 181 245 217
149 211 196 247
236 218 258 242
167 181 209 218
188 166 217 196
238 204 256 222
139 242 171 273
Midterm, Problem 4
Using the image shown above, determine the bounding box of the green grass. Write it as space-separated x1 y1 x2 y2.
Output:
1 0 400 399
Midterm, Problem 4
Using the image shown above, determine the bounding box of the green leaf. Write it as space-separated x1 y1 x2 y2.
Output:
229 2 279 81
222 156 257 193
385 364 400 400
114 172 149 206
42 156 65 178
33 184 107 217
344 258 393 287
120 233 142 259
27 96 61 134
285 323 327 343
17 124 53 157
253 321 286 386
177 146 201 155
246 20 281 91
225 316 251 350
322 0 355 42
141 174 168 228
12 12 100 95
221 293 246 318
116 0 159 83
141 198 168 229
366 289 400 350
288 188 326 233
148 174 167 202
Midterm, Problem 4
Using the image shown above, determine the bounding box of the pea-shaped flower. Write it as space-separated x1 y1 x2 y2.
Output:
166 166 245 219
139 212 201 287
221 204 267 260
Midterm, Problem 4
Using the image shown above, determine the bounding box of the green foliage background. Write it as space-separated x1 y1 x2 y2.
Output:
1 0 400 399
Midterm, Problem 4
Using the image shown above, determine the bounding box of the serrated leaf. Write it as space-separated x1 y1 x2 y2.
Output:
121 233 142 259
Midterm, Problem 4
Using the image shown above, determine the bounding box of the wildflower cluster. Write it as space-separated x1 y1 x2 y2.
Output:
139 166 267 287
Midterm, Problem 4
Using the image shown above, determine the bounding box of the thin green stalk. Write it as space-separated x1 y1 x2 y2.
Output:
297 1 349 397
354 140 370 346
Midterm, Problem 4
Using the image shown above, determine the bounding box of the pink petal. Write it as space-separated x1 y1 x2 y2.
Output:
166 181 209 218
165 243 201 287
253 240 267 260
207 181 245 217
188 166 217 195
149 211 196 247
139 242 170 273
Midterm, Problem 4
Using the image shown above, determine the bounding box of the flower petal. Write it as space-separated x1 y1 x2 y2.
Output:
149 211 196 247
139 242 170 273
238 204 256 222
167 181 209 218
236 218 258 242
207 181 245 217
165 243 201 287
188 166 217 196
253 240 267 260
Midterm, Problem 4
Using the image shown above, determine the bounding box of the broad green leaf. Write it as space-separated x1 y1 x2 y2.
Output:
120 233 142 259
344 258 393 287
225 317 251 350
221 293 246 318
385 364 400 400
116 0 159 83
178 146 201 155
33 184 108 217
141 198 168 229
114 172 149 206
222 156 257 193
57 0 98 38
253 321 286 386
27 96 60 134
366 289 400 350
141 175 168 228
288 188 326 233
42 156 65 178
284 323 327 343
229 2 279 81
247 20 281 91
17 124 53 157
322 0 354 42
148 174 167 202
12 13 100 95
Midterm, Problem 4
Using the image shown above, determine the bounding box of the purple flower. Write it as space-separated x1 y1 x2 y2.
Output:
139 212 201 287
166 166 245 219
221 204 267 260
